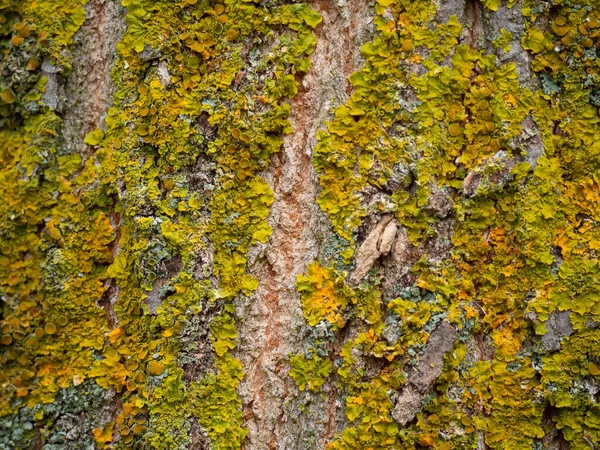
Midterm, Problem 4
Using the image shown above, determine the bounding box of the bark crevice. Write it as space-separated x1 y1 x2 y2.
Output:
235 1 374 448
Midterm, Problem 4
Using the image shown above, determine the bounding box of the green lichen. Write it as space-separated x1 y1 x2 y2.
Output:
296 0 600 448
89 0 320 447
0 0 113 418
2 0 320 448
491 28 514 54
289 353 333 392
0 379 112 450
296 262 356 328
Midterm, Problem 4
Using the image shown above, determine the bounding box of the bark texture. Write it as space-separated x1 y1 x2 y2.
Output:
2 0 600 450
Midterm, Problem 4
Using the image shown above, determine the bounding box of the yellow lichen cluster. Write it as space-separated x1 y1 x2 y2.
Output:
296 0 600 449
2 0 320 449
0 0 114 418
296 262 356 328
89 0 320 448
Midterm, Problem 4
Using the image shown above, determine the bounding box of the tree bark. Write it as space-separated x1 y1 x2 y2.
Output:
1 1 600 449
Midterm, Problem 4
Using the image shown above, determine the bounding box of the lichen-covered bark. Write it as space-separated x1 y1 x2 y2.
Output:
235 2 372 448
2 0 600 449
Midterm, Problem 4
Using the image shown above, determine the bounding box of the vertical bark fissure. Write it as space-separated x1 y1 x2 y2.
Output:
62 0 125 153
236 1 373 448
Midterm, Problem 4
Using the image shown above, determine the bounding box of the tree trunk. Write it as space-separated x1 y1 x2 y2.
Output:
1 0 599 449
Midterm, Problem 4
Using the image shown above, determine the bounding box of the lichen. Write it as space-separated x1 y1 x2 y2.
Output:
0 0 113 418
294 0 600 448
90 0 320 447
1 0 320 448
289 352 333 393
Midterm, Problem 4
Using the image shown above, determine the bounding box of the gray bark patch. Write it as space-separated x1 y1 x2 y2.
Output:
392 321 456 426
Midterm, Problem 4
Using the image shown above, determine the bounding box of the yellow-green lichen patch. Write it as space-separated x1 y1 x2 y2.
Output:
2 0 320 447
289 352 333 392
299 0 600 448
0 0 115 418
85 0 321 448
296 262 356 328
292 261 452 448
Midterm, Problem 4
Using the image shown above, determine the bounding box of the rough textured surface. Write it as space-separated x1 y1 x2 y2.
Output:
235 1 373 448
4 0 600 449
349 215 394 284
392 321 457 426
539 311 574 353
62 0 125 153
